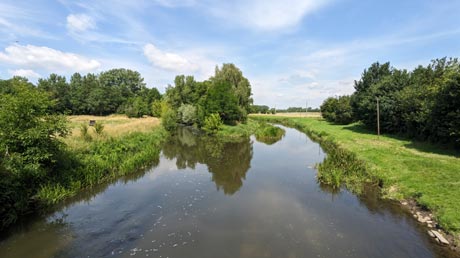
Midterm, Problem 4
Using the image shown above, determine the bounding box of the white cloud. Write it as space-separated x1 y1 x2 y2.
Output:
66 13 96 32
8 69 40 79
143 43 217 78
210 0 333 31
0 44 101 73
144 43 198 72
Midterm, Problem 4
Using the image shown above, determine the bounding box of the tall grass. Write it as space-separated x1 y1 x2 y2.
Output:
254 123 285 145
36 128 167 206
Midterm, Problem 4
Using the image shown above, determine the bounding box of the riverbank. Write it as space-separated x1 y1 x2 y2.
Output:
1 116 283 231
251 115 460 246
1 115 166 231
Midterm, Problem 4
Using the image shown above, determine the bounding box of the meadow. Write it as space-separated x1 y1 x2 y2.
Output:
65 115 161 148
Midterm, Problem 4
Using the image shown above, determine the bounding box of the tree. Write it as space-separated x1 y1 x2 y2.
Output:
430 65 460 145
69 72 87 114
212 64 253 121
320 97 338 122
161 106 178 132
205 80 241 125
124 96 150 118
351 62 392 125
249 105 270 114
178 104 197 125
85 73 108 115
0 78 68 177
37 74 71 113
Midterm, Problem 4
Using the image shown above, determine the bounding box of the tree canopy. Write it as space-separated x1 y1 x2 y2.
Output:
321 57 460 147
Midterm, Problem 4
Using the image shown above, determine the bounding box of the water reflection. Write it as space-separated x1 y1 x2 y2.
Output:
1 126 459 258
162 127 253 195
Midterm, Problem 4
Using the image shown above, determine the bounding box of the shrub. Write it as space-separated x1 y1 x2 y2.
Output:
0 78 68 230
93 122 105 136
80 123 92 141
255 123 285 145
203 113 223 134
320 96 354 124
162 108 178 132
178 104 197 125
151 99 163 117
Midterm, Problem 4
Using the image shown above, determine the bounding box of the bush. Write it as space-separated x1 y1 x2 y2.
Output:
254 123 285 145
124 97 149 118
93 122 105 136
203 113 223 134
320 96 354 124
178 104 197 125
162 108 178 132
151 99 163 117
0 78 68 230
80 123 92 141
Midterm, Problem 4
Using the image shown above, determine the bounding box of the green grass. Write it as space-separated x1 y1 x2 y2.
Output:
37 127 167 206
252 116 460 236
254 123 285 145
216 120 285 145
216 120 261 140
0 125 167 231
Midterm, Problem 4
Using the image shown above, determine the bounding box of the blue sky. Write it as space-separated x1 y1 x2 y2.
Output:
0 0 459 108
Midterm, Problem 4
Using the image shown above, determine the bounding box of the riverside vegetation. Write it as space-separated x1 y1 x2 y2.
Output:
0 63 288 231
252 115 460 243
0 79 167 229
312 57 460 243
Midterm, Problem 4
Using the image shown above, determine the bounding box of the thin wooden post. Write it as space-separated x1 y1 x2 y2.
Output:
305 100 308 117
376 97 380 137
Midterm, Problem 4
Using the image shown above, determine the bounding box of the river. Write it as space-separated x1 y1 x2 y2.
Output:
0 125 457 258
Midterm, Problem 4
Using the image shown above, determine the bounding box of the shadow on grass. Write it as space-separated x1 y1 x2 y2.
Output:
342 123 460 158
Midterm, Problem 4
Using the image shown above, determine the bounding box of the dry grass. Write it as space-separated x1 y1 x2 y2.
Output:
250 112 321 118
64 115 161 148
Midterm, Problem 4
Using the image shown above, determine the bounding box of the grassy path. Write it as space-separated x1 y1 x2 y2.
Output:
252 116 460 237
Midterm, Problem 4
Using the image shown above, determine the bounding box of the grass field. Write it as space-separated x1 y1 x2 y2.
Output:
41 115 164 203
252 116 460 237
65 115 161 149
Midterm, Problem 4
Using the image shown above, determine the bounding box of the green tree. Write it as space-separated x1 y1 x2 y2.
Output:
430 64 460 145
320 97 338 122
37 74 71 113
0 78 68 177
205 80 241 125
351 62 392 126
125 96 150 118
178 104 197 125
212 64 253 121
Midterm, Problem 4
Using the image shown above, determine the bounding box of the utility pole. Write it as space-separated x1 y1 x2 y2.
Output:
305 100 308 117
376 97 380 138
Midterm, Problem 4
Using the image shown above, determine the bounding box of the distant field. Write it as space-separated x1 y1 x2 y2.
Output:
250 112 321 118
65 115 161 148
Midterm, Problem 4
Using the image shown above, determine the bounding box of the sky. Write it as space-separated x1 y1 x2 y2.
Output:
0 0 459 108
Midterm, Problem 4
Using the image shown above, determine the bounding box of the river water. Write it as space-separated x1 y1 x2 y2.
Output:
0 125 457 258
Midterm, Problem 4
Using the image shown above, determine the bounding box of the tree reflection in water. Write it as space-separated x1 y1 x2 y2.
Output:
162 127 253 195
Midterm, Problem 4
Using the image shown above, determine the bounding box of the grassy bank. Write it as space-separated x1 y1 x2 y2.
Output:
216 119 285 143
1 115 165 230
252 116 460 237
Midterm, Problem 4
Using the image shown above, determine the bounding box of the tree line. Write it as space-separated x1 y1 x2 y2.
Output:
320 57 460 146
33 68 162 117
248 105 320 114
